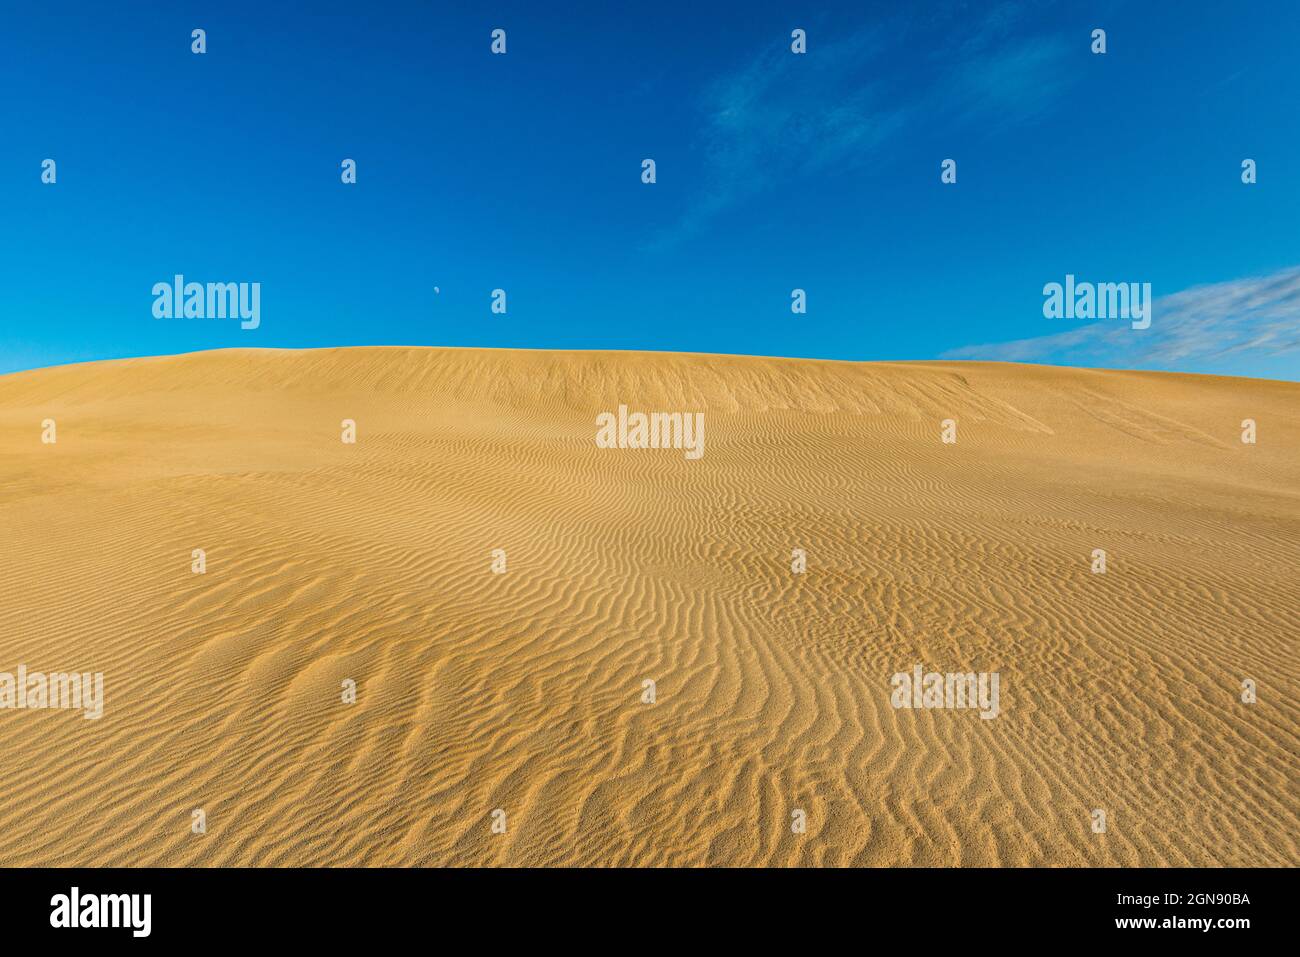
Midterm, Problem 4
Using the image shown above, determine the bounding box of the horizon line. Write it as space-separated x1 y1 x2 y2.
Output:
4 344 1298 387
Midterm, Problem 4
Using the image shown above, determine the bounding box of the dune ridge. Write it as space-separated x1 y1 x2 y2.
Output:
0 347 1296 866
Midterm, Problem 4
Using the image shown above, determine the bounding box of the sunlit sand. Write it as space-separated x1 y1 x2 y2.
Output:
0 347 1295 866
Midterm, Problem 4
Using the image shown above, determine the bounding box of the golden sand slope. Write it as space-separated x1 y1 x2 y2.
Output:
0 347 1296 867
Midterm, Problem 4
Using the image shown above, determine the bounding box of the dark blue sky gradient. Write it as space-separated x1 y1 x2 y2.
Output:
2 1 1297 377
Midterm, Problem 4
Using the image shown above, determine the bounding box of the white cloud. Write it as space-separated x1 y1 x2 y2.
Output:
944 266 1300 370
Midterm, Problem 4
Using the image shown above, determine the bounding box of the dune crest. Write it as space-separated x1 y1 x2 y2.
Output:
0 348 1296 866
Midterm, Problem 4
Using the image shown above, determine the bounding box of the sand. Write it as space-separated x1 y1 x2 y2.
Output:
0 347 1295 867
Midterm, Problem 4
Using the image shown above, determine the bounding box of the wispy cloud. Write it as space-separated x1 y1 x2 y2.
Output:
943 266 1300 369
650 1 1075 248
646 28 898 249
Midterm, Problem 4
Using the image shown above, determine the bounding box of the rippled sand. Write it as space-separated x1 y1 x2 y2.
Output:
0 348 1295 866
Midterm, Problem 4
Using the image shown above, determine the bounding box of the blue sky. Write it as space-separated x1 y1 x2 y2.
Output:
2 0 1298 378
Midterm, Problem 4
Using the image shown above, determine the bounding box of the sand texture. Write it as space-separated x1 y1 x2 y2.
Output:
0 347 1295 866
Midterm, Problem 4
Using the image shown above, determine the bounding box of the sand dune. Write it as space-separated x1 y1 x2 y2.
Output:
0 347 1295 866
